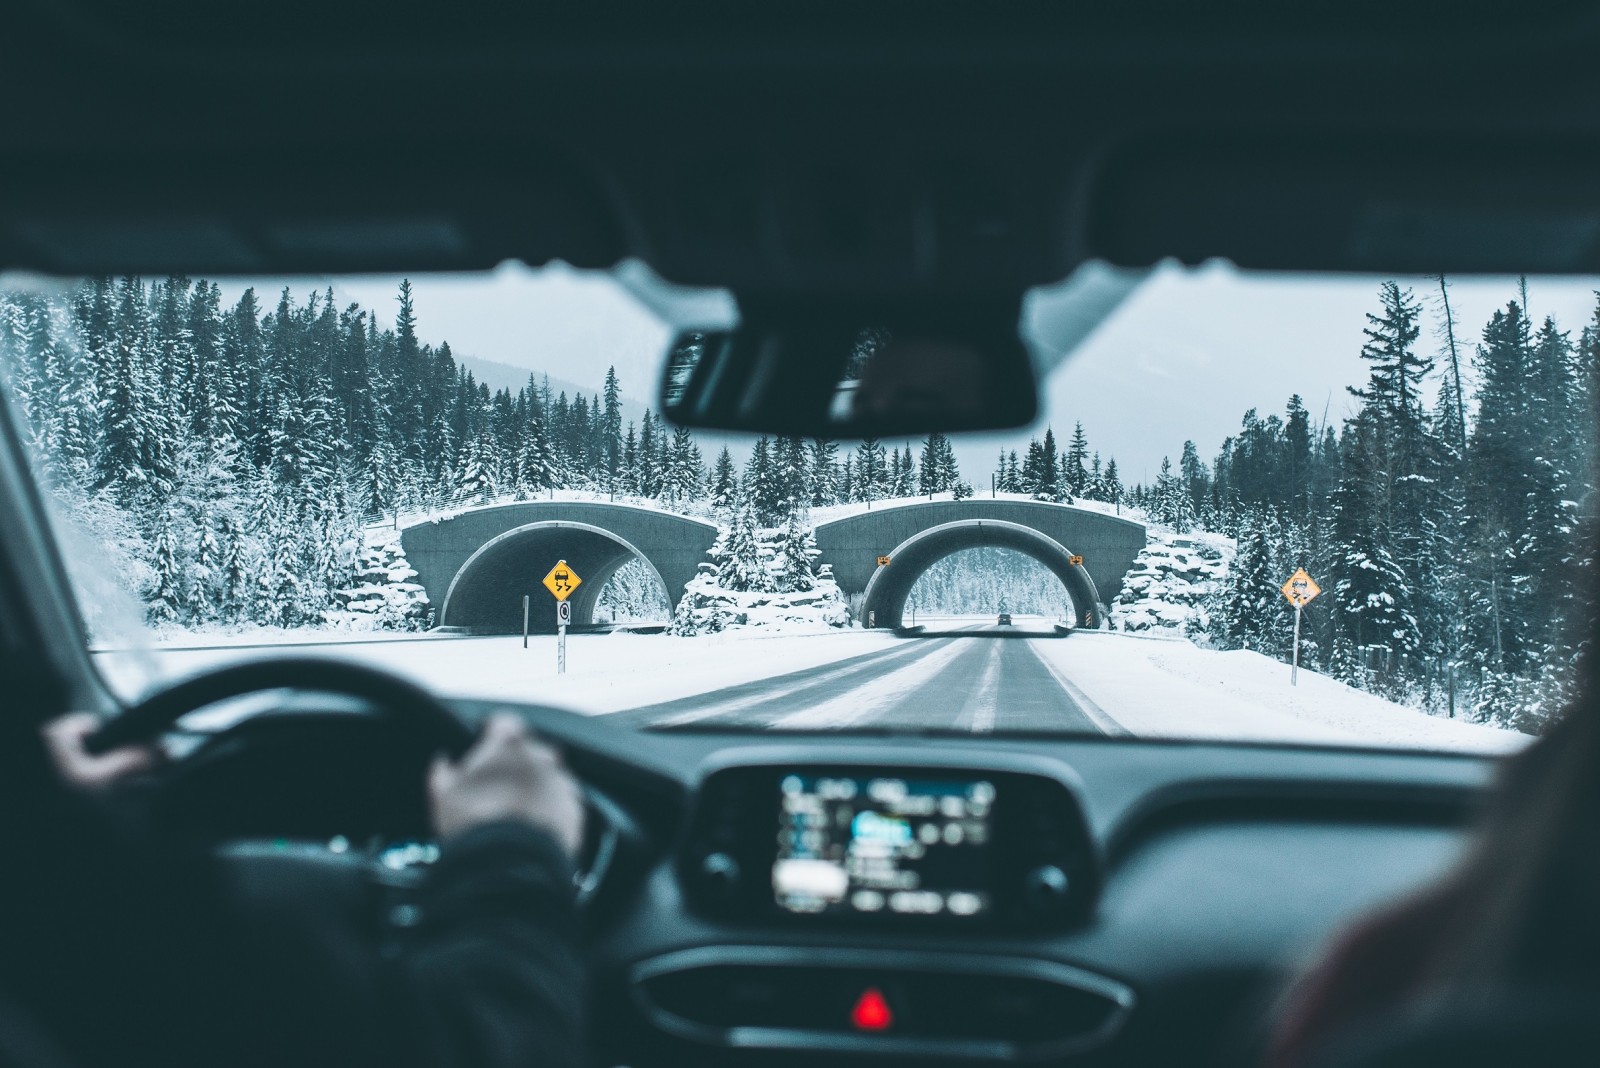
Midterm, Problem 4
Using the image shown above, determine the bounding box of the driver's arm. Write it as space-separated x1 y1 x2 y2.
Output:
40 711 588 1068
389 714 588 1068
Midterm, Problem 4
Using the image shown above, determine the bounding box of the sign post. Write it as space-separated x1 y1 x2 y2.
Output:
1280 568 1322 686
522 594 530 649
542 561 583 676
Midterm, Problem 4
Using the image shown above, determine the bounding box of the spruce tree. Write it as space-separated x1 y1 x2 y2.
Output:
808 438 839 507
710 446 738 512
775 507 819 592
722 498 772 592
1065 422 1090 497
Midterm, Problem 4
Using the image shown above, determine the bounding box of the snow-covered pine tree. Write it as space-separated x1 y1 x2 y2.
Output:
854 438 886 502
808 438 839 507
890 445 914 497
1065 422 1090 498
710 446 738 513
455 433 498 503
1179 440 1210 523
1103 458 1123 510
220 512 250 622
1018 429 1063 502
774 505 820 592
1328 409 1420 669
722 498 773 592
1151 457 1195 532
188 514 220 623
148 513 182 625
1221 511 1280 654
602 365 623 491
664 425 703 502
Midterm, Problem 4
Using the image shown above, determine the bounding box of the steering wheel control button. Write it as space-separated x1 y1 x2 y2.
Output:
1023 864 1072 916
850 987 894 1032
697 852 743 901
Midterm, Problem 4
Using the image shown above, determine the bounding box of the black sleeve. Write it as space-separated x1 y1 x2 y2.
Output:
389 821 587 1068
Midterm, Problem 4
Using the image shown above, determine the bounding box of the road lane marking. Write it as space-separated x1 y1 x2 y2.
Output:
1024 639 1131 735
646 635 966 727
769 638 976 729
955 641 1004 733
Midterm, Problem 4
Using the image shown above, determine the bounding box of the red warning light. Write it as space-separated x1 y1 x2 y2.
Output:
850 987 893 1032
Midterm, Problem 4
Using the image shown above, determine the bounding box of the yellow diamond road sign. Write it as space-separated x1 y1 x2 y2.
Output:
1281 568 1321 607
542 560 582 602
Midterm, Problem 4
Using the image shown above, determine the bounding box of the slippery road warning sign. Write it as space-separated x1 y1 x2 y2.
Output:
1281 568 1321 607
1281 567 1321 687
542 561 582 602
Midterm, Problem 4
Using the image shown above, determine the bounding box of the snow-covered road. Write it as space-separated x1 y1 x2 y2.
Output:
93 621 1528 754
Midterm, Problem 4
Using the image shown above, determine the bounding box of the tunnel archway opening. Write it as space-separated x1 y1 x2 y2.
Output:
860 520 1101 630
593 558 671 624
905 547 1077 625
440 521 669 634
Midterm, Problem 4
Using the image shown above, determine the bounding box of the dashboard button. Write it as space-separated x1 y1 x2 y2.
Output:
697 852 743 901
1023 864 1072 915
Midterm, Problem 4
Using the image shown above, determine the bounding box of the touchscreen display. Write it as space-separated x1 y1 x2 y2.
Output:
772 774 995 917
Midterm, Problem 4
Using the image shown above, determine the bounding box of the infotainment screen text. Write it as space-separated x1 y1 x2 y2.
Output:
772 774 996 917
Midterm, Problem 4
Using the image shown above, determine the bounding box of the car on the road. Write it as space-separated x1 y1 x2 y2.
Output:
0 4 1594 1067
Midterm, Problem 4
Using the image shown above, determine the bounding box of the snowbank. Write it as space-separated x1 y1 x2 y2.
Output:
369 486 715 532
670 576 854 634
96 629 902 713
1034 632 1528 755
810 491 1135 526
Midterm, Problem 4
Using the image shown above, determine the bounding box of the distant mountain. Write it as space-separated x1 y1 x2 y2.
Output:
456 354 653 425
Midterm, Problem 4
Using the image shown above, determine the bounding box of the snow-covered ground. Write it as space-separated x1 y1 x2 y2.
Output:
1036 631 1527 755
95 627 1528 755
809 490 1135 526
95 629 903 714
366 486 716 533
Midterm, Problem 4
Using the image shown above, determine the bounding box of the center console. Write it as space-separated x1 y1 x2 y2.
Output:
641 755 1123 1061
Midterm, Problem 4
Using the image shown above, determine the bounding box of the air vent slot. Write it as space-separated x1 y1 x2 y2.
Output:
632 947 1134 1061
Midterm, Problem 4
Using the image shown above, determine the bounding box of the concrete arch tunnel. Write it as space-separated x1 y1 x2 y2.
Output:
399 502 720 634
860 520 1102 629
813 499 1148 629
400 497 1147 635
441 521 665 633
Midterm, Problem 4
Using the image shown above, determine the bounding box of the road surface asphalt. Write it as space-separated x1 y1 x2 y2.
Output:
606 624 1110 733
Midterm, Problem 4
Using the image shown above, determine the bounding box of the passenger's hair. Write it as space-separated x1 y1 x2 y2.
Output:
1422 689 1600 990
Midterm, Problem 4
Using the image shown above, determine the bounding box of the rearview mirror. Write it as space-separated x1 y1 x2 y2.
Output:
659 300 1038 438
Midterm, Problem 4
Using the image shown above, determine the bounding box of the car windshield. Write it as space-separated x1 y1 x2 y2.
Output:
1 262 1592 756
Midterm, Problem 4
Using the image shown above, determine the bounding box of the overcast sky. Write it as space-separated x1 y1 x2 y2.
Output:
233 262 1600 488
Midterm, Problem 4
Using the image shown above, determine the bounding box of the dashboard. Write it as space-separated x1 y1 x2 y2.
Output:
192 700 1493 1067
472 704 1489 1065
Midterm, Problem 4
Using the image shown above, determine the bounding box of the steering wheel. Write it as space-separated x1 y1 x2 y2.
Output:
85 658 477 758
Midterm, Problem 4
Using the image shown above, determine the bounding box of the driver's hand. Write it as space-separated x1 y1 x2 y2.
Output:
428 713 584 856
43 713 158 790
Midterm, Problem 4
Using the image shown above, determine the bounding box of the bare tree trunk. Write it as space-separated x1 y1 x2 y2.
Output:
1436 274 1468 450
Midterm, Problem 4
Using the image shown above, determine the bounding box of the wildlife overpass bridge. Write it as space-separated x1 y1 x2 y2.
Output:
813 499 1148 629
400 501 718 634
400 498 1146 633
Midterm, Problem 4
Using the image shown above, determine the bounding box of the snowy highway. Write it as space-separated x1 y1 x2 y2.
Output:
605 624 1115 733
94 619 1526 753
